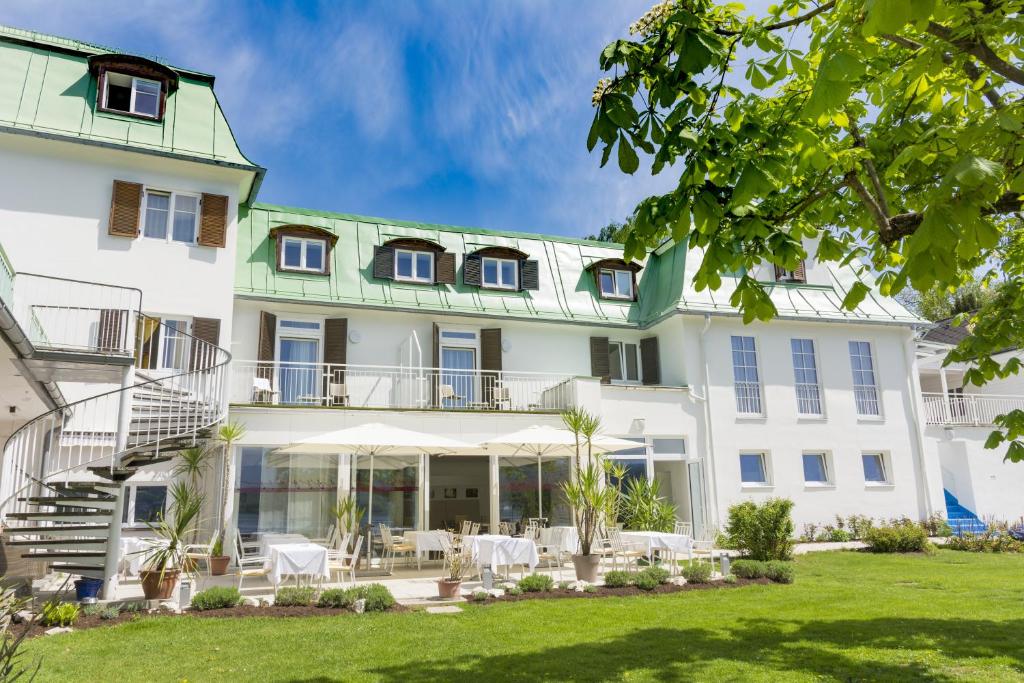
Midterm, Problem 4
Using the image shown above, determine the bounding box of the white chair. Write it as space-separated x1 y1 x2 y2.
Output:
380 523 415 571
234 529 271 590
459 520 472 537
691 528 718 570
535 528 565 580
328 383 350 406
439 384 464 407
490 386 511 410
251 376 279 404
328 535 363 586
674 522 693 537
183 531 218 577
603 527 645 573
469 522 481 536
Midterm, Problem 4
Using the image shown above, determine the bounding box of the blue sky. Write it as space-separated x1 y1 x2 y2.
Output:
0 1 772 239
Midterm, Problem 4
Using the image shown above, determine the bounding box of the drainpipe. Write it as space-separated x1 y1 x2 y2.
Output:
697 314 721 531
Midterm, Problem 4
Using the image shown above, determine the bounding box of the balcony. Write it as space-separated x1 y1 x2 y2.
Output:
229 360 577 412
921 392 1024 426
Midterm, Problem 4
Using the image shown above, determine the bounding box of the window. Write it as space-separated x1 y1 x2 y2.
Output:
280 236 326 273
791 338 823 416
395 249 433 283
277 318 322 405
849 341 880 416
802 453 830 485
122 485 167 526
102 72 161 118
142 190 198 244
608 341 640 382
862 453 889 484
160 319 190 370
739 453 769 485
651 438 686 458
599 269 634 299
731 335 763 414
481 257 518 290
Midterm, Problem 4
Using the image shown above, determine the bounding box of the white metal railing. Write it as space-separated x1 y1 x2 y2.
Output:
230 360 577 412
12 273 142 356
734 381 763 415
0 315 230 523
922 392 1024 426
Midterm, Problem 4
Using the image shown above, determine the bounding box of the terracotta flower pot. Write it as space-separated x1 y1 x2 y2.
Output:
437 579 462 599
572 554 601 583
210 556 230 576
140 569 179 600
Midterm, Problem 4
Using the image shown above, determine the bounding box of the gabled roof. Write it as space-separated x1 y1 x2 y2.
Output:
0 24 264 201
921 316 973 346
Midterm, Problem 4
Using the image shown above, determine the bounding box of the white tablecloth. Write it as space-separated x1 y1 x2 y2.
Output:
267 543 329 586
259 533 309 558
620 531 693 558
538 526 579 554
465 534 539 571
407 530 449 559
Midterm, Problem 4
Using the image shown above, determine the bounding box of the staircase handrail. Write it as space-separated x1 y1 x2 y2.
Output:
0 314 231 523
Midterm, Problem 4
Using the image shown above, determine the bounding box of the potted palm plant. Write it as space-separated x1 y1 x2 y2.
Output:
437 534 471 599
561 463 614 582
139 482 201 600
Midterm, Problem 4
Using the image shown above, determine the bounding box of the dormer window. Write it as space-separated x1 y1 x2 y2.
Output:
775 262 806 283
482 257 518 290
103 73 161 118
599 269 634 300
269 225 338 275
395 249 434 283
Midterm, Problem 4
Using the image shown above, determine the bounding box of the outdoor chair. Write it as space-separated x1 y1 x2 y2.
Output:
673 522 693 537
328 383 350 406
535 529 565 580
438 384 465 407
380 523 415 571
489 386 511 410
459 520 472 537
234 529 271 590
691 528 718 570
184 531 219 577
325 532 352 562
251 376 279 404
327 535 363 587
469 522 481 536
603 527 646 573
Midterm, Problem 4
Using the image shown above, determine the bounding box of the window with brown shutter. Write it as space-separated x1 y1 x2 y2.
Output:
257 311 277 387
463 254 483 286
432 322 440 407
197 193 229 248
640 336 661 385
108 180 142 238
775 261 806 283
589 336 611 384
323 318 348 402
189 317 221 370
435 253 456 285
519 260 540 291
481 328 502 405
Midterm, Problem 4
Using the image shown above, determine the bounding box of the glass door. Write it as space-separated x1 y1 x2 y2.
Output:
440 347 476 408
687 461 707 538
279 338 319 404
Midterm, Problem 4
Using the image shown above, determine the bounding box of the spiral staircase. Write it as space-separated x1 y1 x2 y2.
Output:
0 273 230 598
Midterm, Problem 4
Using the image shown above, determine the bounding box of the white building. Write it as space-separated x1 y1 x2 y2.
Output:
0 25 1016 595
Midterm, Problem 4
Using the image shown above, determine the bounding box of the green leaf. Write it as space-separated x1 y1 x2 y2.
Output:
617 132 639 175
842 281 871 310
730 163 772 209
947 155 1002 189
863 0 913 37
603 94 638 129
586 112 601 152
680 32 714 73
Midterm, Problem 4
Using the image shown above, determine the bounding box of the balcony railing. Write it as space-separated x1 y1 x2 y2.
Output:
921 392 1024 426
230 360 577 412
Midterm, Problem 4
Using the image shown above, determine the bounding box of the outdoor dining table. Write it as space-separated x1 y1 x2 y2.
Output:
405 530 449 568
464 534 539 574
258 533 309 558
259 533 330 586
619 531 693 561
538 526 580 555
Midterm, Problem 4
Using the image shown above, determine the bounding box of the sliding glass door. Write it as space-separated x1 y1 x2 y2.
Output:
497 456 571 528
279 338 319 404
440 347 476 408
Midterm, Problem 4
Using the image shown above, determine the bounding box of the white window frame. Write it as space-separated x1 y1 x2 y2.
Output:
599 268 634 300
861 452 891 486
801 451 833 487
158 317 192 371
280 236 327 273
102 73 162 118
739 451 772 488
142 189 200 245
608 340 642 384
791 338 824 417
650 436 687 461
731 335 764 416
481 257 518 290
394 249 434 283
849 340 882 418
121 484 168 528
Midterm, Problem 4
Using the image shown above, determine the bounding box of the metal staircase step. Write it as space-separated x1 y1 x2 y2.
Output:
21 496 117 509
23 550 106 560
119 453 173 468
6 538 107 549
4 524 110 537
6 511 112 522
47 563 106 579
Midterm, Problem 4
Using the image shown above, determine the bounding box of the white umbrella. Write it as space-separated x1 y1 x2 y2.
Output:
275 422 476 455
479 424 643 457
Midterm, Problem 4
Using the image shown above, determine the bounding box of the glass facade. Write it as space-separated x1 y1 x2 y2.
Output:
235 447 338 538
497 456 571 527
354 454 420 533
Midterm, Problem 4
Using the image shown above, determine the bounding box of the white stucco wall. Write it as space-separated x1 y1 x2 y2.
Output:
928 426 1024 521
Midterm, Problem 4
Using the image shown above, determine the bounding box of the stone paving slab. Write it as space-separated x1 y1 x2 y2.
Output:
425 605 463 614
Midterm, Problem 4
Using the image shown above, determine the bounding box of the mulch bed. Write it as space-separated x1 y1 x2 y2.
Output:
492 577 773 602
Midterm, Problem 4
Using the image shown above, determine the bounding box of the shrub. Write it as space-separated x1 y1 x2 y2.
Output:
583 584 597 593
764 561 795 584
348 584 396 612
557 581 572 591
120 602 144 614
846 515 874 540
316 588 354 609
517 574 554 593
471 590 490 602
274 586 316 607
505 586 523 596
863 521 930 553
190 586 242 611
637 566 670 585
41 602 79 627
603 570 632 588
724 498 795 561
827 528 852 543
730 559 767 579
723 574 737 584
946 530 1024 553
681 562 712 584
633 572 660 591
82 604 120 620
920 514 954 538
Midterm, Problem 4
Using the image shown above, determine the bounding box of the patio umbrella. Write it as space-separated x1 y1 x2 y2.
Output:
275 422 476 455
478 425 642 458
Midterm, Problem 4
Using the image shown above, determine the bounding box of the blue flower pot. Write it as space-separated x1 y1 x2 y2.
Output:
74 578 104 602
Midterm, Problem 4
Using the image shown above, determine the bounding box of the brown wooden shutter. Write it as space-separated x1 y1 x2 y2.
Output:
323 318 348 400
590 336 610 384
373 246 395 280
435 253 456 285
108 180 142 237
463 254 482 286
519 260 540 291
189 317 221 370
793 260 806 283
257 311 277 386
481 328 502 406
97 309 127 353
198 193 229 247
640 336 661 385
432 322 440 407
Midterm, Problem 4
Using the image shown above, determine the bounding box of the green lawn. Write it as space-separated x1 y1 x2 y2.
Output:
23 550 1024 682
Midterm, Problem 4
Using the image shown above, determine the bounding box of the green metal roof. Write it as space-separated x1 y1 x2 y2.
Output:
0 24 264 199
236 203 922 328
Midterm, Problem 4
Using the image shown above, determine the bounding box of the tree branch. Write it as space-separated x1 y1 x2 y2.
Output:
926 21 1024 86
845 172 890 233
884 192 1024 244
848 121 890 217
880 33 1005 109
716 1 836 36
